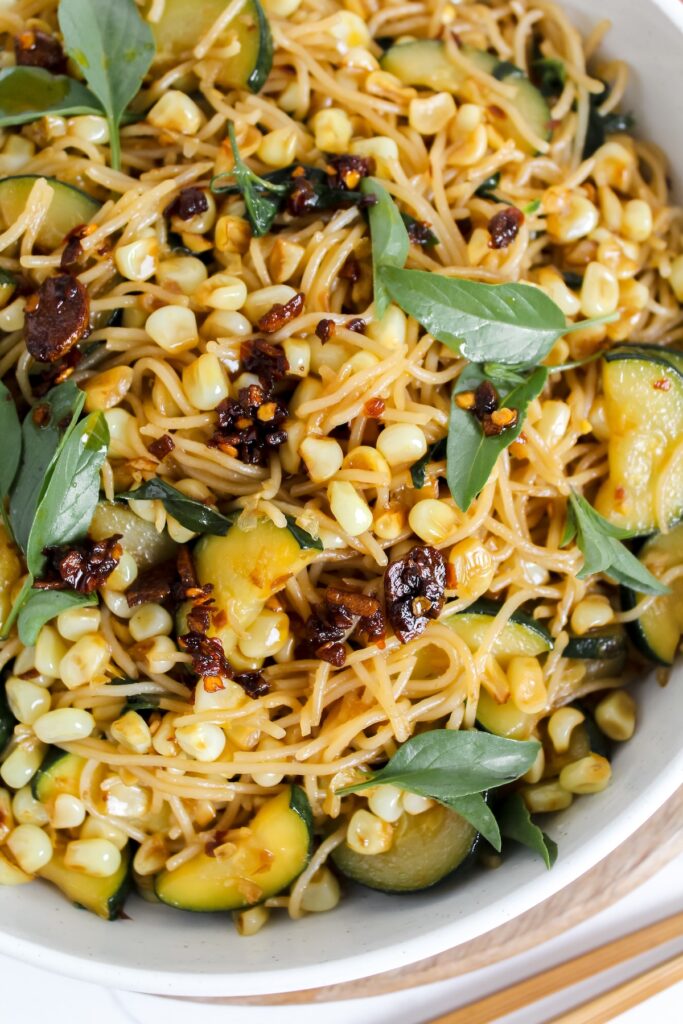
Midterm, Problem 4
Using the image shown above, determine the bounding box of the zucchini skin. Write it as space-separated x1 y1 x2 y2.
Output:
246 0 273 93
0 678 15 756
564 631 627 661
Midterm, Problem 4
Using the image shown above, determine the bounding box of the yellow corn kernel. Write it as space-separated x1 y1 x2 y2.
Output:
409 499 459 545
0 788 13 842
196 274 248 312
65 838 121 878
51 793 86 829
156 256 208 295
267 239 305 287
4 677 50 726
454 104 482 134
148 90 203 135
669 255 683 302
0 744 46 790
0 296 25 332
366 304 407 350
279 417 305 474
373 504 406 541
570 595 614 635
0 135 35 174
133 834 168 877
596 236 638 281
521 780 573 814
580 261 619 318
83 366 134 412
621 199 653 243
238 610 290 660
145 305 198 354
182 352 230 410
507 656 547 715
69 115 108 144
201 309 252 340
300 866 341 913
376 424 427 467
104 408 142 459
547 707 585 754
282 337 310 377
594 690 637 741
559 753 612 794
309 338 350 374
80 816 128 849
234 904 270 936
368 784 403 823
110 711 152 754
175 722 226 762
242 284 297 325
34 708 95 744
59 634 111 690
104 780 149 818
350 136 398 177
129 603 173 643
449 123 488 167
545 191 599 243
11 786 49 826
291 377 323 417
409 92 456 135
346 808 393 855
7 824 53 874
401 792 433 815
342 446 391 482
0 849 32 885
300 436 344 482
536 267 581 317
327 481 373 536
523 746 546 785
104 554 137 594
215 214 251 256
115 238 158 282
536 400 571 449
592 142 634 190
619 278 649 313
328 11 371 49
35 624 68 678
310 108 353 154
258 127 298 168
598 185 623 232
447 537 494 601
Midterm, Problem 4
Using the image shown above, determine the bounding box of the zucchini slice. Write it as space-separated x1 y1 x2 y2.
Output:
332 802 477 893
564 627 627 661
0 679 15 756
443 599 553 664
622 522 683 665
155 786 313 912
475 689 535 739
380 42 550 153
38 843 131 920
32 748 86 809
0 268 16 308
89 501 178 571
148 0 272 93
0 175 100 253
595 344 683 534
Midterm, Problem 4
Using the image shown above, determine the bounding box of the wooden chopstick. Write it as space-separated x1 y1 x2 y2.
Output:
547 950 683 1024
425 910 683 1024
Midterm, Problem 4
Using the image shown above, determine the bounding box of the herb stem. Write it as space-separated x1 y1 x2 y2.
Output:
0 574 33 641
109 119 121 171
548 350 604 373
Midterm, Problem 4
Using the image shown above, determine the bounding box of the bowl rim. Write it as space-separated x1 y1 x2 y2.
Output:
2 0 683 999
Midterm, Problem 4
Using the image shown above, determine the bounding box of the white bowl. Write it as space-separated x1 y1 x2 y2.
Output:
2 0 683 998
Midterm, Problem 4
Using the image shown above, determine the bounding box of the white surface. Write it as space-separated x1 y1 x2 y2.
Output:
1 853 681 1023
2 0 683 1000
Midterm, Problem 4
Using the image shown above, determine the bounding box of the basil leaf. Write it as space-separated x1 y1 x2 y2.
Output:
285 515 323 551
381 266 570 364
498 792 558 868
401 213 438 248
361 178 410 320
17 589 97 646
445 793 502 852
26 411 109 576
475 173 506 204
58 0 155 170
338 729 540 800
118 478 236 536
124 695 159 716
0 66 101 127
0 381 21 508
410 437 447 490
532 57 566 98
447 365 548 512
583 83 635 159
9 381 85 554
211 124 288 236
564 492 669 596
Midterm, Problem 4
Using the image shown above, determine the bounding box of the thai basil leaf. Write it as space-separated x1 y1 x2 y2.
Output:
26 411 109 576
447 365 548 512
123 695 160 716
285 515 323 551
361 178 410 320
475 173 506 204
338 729 540 800
523 198 541 215
401 212 439 247
445 793 501 852
118 478 237 536
211 123 288 236
583 83 635 159
498 792 558 868
9 381 85 554
58 0 155 170
492 59 524 81
563 492 668 596
0 66 102 127
17 589 97 646
0 381 21 508
410 437 447 490
532 57 566 98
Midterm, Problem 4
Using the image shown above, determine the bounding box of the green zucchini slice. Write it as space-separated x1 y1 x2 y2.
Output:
475 689 535 739
89 501 178 571
155 785 313 912
564 627 627 661
622 521 683 665
380 42 550 153
0 679 15 756
0 175 100 252
443 599 553 664
595 344 683 534
32 748 86 809
332 802 477 893
0 269 16 309
148 0 273 93
38 843 131 920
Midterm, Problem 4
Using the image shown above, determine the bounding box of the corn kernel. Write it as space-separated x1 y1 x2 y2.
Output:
346 808 393 854
376 424 427 467
536 268 581 317
300 436 344 482
523 746 546 785
0 296 25 332
300 866 341 913
35 625 68 678
328 11 371 49
343 446 391 482
115 238 158 282
104 408 141 459
570 595 614 635
105 780 149 818
243 284 297 325
409 92 456 134
12 786 49 826
580 261 619 318
559 753 612 794
52 793 86 829
145 305 198 354
373 504 406 540
368 784 403 823
83 366 133 412
215 215 251 255
282 337 310 377
196 273 248 311
310 108 353 154
536 400 571 449
327 481 373 536
234 904 270 935
133 834 168 876
350 136 398 176
0 744 45 789
110 711 152 754
592 142 634 190
669 255 683 302
547 707 585 754
182 352 230 410
546 192 599 243
34 708 95 744
201 309 252 340
521 780 573 814
366 304 406 350
621 199 652 243
156 256 208 295
56 605 103 641
129 603 173 643
80 816 128 849
507 656 547 714
409 499 459 544
0 788 13 841
148 90 203 135
65 838 121 877
141 635 178 675
0 850 32 885
449 123 487 167
104 554 137 595
594 689 636 741
59 634 110 689
239 610 289 660
401 792 433 815
258 127 298 168
447 537 494 601
68 114 109 144
5 677 50 726
7 824 53 873
268 237 305 284
176 722 226 762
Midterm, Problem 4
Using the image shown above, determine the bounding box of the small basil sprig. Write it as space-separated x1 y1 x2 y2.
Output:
475 172 506 204
562 492 668 595
583 82 635 159
446 793 502 851
211 124 288 237
0 66 102 127
532 57 566 99
284 515 323 551
118 478 237 536
410 437 447 490
498 792 558 869
58 0 155 170
361 178 409 320
380 266 614 366
17 590 97 646
448 365 548 512
0 381 21 523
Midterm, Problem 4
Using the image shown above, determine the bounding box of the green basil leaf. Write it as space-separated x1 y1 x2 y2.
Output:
118 478 236 536
338 729 540 800
381 266 571 364
285 515 323 551
498 792 558 868
123 695 159 715
362 178 410 319
583 82 635 159
0 66 102 127
532 57 566 98
9 381 85 554
447 365 548 512
401 212 438 248
445 793 502 852
17 589 97 646
564 492 668 596
58 0 155 170
211 124 288 237
0 381 21 506
410 437 447 490
26 411 109 577
475 173 507 204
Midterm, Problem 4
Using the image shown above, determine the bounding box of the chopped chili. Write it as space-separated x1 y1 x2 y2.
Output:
315 318 336 342
384 545 446 643
241 338 289 391
164 187 209 222
148 434 176 461
326 154 373 192
208 384 288 465
35 536 122 595
233 671 270 699
406 219 435 247
126 560 178 608
14 30 67 74
25 274 90 363
257 292 305 334
286 177 318 217
179 630 232 680
346 317 366 334
488 206 524 249
364 397 385 419
339 253 361 282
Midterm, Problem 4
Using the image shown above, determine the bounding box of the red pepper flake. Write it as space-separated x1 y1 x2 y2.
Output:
614 486 626 502
296 585 386 666
339 253 362 282
653 378 672 391
60 225 92 274
233 671 270 699
488 206 524 249
35 535 122 594
163 187 209 222
147 434 175 461
14 30 67 74
208 385 288 466
25 274 90 363
286 177 318 217
257 292 305 333
179 630 232 680
384 545 446 643
241 338 289 390
346 317 366 334
488 104 506 119
364 397 385 418
406 219 435 247
326 154 374 191
315 318 336 342
126 560 178 608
